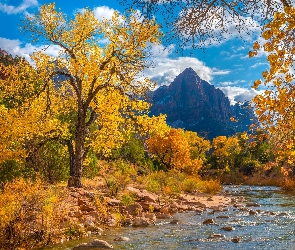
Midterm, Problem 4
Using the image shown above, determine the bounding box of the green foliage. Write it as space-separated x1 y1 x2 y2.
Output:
0 160 34 187
121 193 135 206
37 141 69 183
83 150 100 179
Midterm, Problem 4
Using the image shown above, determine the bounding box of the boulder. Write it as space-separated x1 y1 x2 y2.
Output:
132 217 154 227
73 239 113 249
114 236 130 241
222 226 235 231
125 203 143 216
231 236 241 243
246 202 260 207
208 234 225 239
126 186 159 203
203 218 214 225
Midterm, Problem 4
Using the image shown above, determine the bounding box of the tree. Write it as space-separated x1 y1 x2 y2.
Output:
183 130 210 161
251 6 295 163
146 128 192 171
123 0 292 48
211 135 241 171
0 3 163 187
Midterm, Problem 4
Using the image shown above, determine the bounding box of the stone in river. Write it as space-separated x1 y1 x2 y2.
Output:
222 226 235 231
73 239 113 249
203 218 214 224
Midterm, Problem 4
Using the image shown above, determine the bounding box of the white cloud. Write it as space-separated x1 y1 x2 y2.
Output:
0 37 60 63
93 6 117 21
144 43 229 86
250 62 269 68
218 86 262 105
0 0 38 15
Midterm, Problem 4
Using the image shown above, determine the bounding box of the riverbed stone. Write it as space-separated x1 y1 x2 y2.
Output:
222 226 235 231
73 239 113 249
203 218 214 224
231 236 241 243
246 202 260 207
249 210 257 215
208 234 225 239
114 236 130 241
170 219 179 224
216 215 230 219
125 203 143 216
132 217 154 227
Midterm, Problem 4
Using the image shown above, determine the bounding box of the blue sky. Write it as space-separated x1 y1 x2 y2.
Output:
0 0 272 104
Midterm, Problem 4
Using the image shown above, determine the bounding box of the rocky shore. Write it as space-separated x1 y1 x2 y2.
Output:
60 184 234 249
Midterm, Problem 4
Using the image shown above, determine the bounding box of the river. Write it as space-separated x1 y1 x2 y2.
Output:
41 186 295 250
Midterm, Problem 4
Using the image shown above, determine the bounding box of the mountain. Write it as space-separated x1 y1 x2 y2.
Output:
150 67 255 139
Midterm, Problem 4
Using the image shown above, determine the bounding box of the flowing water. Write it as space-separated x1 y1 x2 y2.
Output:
41 186 295 250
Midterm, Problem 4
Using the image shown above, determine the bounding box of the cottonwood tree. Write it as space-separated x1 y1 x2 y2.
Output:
122 0 293 48
251 6 295 164
0 3 165 187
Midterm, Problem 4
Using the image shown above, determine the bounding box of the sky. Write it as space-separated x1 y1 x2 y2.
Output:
0 0 275 105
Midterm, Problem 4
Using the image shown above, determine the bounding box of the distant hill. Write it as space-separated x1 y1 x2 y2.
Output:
150 67 255 139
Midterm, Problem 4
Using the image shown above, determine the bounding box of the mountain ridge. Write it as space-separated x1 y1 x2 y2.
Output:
150 67 255 139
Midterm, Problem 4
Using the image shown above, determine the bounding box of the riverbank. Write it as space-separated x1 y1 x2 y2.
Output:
42 185 295 250
0 173 229 250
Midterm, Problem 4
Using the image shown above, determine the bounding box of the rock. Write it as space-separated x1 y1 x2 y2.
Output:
85 192 95 200
246 202 260 207
195 208 203 214
207 197 213 201
269 211 276 215
106 214 117 227
122 218 132 226
139 201 161 212
125 203 143 216
143 213 156 221
222 226 235 231
203 218 214 225
73 239 113 249
278 212 288 216
216 215 230 219
71 192 80 198
155 212 172 219
114 236 130 241
249 210 257 215
132 217 154 227
107 198 121 206
208 234 225 239
231 236 241 243
79 204 95 212
126 186 159 203
170 219 179 224
212 206 223 213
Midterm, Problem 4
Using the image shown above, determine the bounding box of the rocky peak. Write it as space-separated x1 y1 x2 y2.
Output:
150 68 255 139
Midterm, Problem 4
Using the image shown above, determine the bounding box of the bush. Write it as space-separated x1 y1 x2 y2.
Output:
0 160 35 187
0 178 66 249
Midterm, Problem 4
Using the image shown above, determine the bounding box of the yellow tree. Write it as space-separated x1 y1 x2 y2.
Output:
146 128 192 171
212 136 241 171
1 3 162 187
251 6 295 164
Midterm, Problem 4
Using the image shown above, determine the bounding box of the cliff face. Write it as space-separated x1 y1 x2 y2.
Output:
150 67 255 139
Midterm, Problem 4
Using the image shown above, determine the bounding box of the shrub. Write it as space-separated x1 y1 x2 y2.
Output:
0 178 66 249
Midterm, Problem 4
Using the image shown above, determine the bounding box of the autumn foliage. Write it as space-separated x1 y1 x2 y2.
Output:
146 128 210 174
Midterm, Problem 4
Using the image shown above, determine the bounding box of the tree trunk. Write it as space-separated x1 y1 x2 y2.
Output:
68 109 87 188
